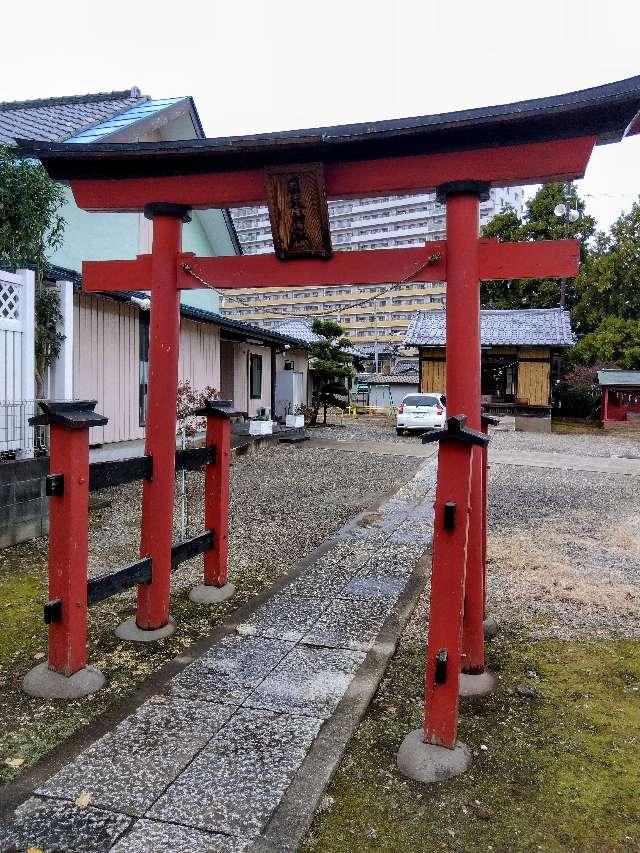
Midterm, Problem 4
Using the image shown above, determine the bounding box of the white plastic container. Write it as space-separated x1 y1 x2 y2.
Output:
249 419 273 435
285 414 305 428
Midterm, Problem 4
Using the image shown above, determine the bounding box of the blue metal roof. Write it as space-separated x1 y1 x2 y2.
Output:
66 97 187 143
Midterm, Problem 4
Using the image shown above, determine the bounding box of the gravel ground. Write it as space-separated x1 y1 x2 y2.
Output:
315 418 640 642
489 427 640 458
486 463 640 639
87 441 420 591
318 413 640 460
312 416 416 444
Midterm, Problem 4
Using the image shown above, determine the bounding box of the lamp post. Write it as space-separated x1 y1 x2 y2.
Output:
554 183 580 309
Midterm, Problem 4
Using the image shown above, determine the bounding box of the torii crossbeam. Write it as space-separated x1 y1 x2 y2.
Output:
21 75 640 779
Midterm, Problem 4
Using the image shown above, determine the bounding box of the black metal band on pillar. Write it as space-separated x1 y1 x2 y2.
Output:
143 202 192 222
435 181 491 203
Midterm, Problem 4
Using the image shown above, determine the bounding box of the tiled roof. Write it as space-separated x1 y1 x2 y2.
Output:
597 369 640 387
405 308 576 347
351 342 400 357
357 372 419 385
391 357 419 375
271 319 323 344
0 88 146 145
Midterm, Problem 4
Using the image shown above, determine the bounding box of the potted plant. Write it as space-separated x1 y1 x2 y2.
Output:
249 411 273 435
286 405 305 428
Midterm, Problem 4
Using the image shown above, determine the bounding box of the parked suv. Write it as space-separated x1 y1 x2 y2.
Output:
396 393 446 435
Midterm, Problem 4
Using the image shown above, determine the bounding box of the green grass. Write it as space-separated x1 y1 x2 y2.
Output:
303 630 640 853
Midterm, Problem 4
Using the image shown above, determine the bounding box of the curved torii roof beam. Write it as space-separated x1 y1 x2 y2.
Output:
15 75 640 212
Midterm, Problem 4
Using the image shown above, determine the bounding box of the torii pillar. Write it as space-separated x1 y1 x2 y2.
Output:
115 203 191 642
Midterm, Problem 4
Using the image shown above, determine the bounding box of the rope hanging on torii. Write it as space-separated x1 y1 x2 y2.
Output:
18 75 640 775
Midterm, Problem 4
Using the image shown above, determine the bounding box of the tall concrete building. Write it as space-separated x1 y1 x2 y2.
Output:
224 187 524 344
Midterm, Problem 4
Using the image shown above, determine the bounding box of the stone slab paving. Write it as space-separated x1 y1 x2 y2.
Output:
110 819 251 853
244 647 366 718
0 456 436 853
147 709 323 838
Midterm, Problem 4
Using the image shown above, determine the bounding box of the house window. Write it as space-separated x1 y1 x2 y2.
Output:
139 313 150 426
249 353 263 399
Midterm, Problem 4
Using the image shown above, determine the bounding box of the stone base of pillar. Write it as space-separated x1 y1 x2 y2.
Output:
115 615 176 643
188 582 236 605
397 729 472 782
483 616 500 640
22 662 105 699
459 669 497 697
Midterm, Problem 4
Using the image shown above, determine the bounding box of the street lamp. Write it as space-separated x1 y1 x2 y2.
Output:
554 185 580 308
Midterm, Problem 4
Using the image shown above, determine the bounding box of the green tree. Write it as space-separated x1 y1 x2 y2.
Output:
572 199 640 333
481 182 596 310
0 145 66 394
309 319 354 425
570 315 640 369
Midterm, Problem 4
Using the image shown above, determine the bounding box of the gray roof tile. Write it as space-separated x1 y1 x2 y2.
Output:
357 372 419 385
597 370 640 387
0 89 147 144
405 308 575 347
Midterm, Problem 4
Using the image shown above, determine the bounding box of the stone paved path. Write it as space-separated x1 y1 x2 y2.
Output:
0 458 436 853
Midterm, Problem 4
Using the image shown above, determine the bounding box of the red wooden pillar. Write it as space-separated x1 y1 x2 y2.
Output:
481 413 499 638
121 204 190 639
23 401 107 698
189 400 241 604
422 183 489 749
602 387 609 423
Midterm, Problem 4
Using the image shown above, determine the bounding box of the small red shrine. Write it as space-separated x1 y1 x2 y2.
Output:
19 75 640 782
599 369 640 427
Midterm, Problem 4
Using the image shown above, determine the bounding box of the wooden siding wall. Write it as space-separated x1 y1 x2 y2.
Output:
74 294 223 446
178 317 221 394
517 347 550 406
420 348 446 394
74 292 144 446
419 346 551 406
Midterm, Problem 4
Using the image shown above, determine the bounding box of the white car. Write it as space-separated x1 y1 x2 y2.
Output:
396 393 446 435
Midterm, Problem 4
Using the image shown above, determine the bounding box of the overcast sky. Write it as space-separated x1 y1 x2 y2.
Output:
2 0 639 230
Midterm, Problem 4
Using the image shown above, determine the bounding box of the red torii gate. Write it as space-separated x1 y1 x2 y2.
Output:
21 76 640 779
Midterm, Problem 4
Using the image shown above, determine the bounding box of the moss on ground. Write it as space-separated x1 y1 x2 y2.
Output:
303 630 640 853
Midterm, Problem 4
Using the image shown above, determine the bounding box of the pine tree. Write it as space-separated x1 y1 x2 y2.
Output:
308 319 354 425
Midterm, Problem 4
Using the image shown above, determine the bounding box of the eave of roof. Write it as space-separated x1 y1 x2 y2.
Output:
15 76 640 180
405 308 576 348
597 369 640 387
357 372 419 385
65 97 191 143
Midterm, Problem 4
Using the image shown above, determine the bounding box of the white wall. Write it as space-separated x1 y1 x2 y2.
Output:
232 343 272 418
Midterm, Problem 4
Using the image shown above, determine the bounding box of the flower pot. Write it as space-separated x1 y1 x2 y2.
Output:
249 419 273 435
286 415 305 428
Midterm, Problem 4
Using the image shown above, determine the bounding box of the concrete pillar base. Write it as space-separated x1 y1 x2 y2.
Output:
397 729 472 782
115 615 176 643
188 582 236 605
22 662 105 699
483 616 500 640
459 668 497 697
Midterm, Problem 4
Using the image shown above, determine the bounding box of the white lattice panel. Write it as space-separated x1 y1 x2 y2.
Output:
0 271 22 331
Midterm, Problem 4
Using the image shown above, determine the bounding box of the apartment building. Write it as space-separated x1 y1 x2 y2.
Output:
224 188 524 344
